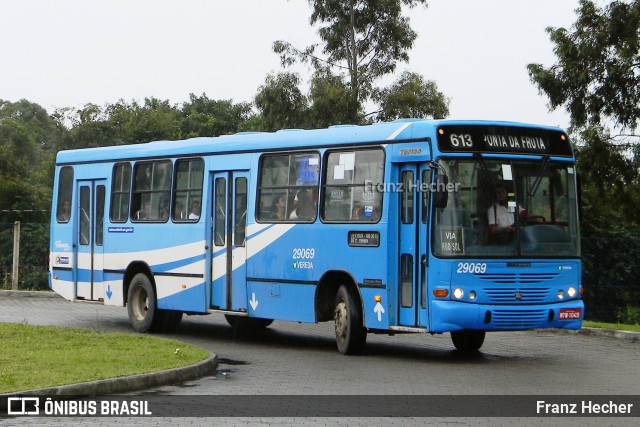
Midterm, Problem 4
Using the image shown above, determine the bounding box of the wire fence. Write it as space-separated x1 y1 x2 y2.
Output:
1 222 639 324
0 222 50 291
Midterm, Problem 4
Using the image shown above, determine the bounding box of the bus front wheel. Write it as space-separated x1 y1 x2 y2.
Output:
451 329 486 352
334 285 367 355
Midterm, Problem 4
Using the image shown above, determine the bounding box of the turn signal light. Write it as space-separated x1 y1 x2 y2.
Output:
374 295 382 302
433 289 449 298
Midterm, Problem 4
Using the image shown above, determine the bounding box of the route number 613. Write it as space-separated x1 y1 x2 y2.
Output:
450 134 473 148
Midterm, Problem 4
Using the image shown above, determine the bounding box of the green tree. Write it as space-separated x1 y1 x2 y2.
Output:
527 0 640 130
254 72 309 131
0 99 59 212
273 0 444 125
307 67 354 128
372 71 450 121
181 93 253 137
527 0 640 236
106 98 183 144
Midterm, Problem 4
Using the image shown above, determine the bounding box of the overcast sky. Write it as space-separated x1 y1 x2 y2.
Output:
1 0 582 130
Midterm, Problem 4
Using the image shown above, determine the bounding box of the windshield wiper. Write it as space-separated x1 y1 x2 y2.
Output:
528 155 550 197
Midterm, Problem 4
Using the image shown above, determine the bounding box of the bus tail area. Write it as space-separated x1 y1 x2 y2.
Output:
49 119 584 355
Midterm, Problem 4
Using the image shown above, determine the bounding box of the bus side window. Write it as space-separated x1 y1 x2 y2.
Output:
110 163 131 223
173 158 204 222
322 149 384 223
257 152 319 222
131 160 172 222
56 167 74 223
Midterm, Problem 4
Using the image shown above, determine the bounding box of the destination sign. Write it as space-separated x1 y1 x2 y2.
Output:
436 125 572 157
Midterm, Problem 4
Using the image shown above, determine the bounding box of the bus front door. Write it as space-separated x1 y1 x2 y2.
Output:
397 164 430 328
75 180 106 301
210 171 249 311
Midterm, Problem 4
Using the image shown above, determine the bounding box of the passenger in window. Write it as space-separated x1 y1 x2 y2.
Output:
270 195 287 221
136 200 152 220
289 190 314 220
58 200 71 222
188 200 201 220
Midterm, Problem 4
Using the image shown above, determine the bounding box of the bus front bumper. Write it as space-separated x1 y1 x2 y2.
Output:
430 300 585 332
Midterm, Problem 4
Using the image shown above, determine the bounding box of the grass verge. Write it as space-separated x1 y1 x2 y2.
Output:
0 322 209 394
582 320 640 332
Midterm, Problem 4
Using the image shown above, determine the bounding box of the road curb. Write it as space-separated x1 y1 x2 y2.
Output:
1 354 217 397
0 290 61 299
550 326 640 342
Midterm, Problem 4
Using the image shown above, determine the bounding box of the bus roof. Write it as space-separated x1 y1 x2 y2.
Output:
55 119 566 165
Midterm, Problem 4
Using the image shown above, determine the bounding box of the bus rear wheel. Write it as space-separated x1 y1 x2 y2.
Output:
334 285 367 355
127 273 183 333
127 273 157 333
451 329 486 352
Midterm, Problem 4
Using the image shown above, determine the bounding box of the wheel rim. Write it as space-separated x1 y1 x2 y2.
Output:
335 299 348 340
132 286 149 321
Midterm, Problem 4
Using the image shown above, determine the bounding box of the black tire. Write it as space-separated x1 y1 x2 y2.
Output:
127 273 157 333
224 315 273 329
451 329 486 352
334 285 367 355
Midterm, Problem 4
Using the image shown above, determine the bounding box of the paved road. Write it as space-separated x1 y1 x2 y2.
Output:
0 294 638 426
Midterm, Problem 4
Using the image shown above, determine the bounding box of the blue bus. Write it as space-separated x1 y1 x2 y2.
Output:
49 119 583 354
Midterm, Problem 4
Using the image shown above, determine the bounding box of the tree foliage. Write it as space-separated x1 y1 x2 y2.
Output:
0 100 60 212
254 72 309 131
270 0 448 126
528 0 640 237
528 0 640 130
372 71 449 121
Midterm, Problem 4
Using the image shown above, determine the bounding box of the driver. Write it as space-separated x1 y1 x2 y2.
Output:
487 184 527 238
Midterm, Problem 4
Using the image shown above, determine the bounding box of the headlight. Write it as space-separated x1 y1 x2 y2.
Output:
453 288 464 299
567 287 576 297
468 291 476 300
557 290 564 300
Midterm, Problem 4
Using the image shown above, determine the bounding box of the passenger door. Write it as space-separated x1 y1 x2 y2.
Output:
397 164 430 327
210 171 249 311
75 180 106 300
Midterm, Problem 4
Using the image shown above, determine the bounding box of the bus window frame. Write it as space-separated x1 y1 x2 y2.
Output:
171 157 204 223
109 162 132 224
56 166 74 224
255 150 321 224
320 146 385 224
130 159 173 224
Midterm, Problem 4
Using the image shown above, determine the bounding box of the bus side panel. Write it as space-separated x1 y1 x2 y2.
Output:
156 279 206 313
247 281 315 322
245 223 389 327
103 237 207 313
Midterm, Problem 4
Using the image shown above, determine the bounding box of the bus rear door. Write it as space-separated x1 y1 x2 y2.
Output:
210 171 249 311
75 179 106 301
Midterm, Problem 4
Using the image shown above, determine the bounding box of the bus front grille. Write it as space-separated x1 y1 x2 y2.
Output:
485 287 551 303
490 309 547 329
474 272 559 284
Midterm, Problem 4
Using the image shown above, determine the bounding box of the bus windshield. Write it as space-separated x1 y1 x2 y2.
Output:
433 158 580 258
